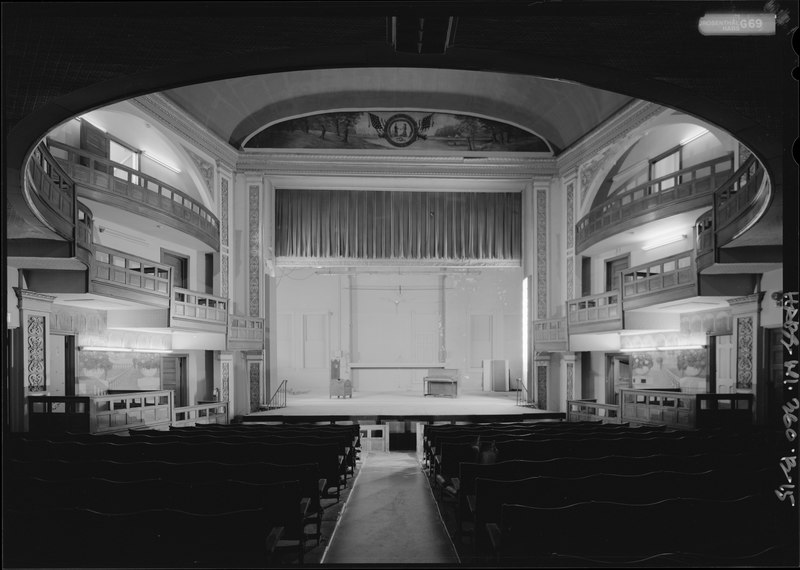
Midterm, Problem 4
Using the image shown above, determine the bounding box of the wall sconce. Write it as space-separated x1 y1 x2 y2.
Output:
771 291 784 306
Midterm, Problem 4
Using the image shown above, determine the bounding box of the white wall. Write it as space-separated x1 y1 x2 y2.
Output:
760 269 784 328
275 267 523 394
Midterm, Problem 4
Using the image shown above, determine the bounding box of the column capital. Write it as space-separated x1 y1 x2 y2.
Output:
15 289 56 310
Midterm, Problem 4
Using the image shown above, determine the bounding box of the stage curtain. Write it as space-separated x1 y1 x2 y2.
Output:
275 189 521 262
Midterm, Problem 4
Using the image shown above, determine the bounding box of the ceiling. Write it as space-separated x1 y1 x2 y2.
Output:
162 68 633 153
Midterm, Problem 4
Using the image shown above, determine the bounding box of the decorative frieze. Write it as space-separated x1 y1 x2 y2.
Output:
736 316 754 390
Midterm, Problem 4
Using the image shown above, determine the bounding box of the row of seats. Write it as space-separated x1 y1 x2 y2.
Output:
5 422 363 568
423 420 793 566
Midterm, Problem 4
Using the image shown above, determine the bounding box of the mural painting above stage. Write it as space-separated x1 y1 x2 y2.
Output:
244 111 551 152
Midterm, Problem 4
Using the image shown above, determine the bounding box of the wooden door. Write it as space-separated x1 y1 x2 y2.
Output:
161 356 186 407
161 251 188 289
715 335 734 393
764 328 785 428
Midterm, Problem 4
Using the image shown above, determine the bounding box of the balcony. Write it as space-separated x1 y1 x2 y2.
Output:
532 317 568 351
695 157 780 275
91 245 172 308
171 288 228 333
228 315 266 350
575 154 733 253
48 140 220 251
567 291 622 334
620 251 697 311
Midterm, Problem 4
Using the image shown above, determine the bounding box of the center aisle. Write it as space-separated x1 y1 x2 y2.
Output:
322 451 460 566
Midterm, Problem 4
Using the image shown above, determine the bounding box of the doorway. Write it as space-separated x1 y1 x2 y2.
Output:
713 334 735 394
605 254 630 293
605 353 630 405
161 355 187 407
161 250 188 289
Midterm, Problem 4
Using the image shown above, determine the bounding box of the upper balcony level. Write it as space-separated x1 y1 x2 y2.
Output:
47 139 220 251
575 154 733 254
694 156 781 275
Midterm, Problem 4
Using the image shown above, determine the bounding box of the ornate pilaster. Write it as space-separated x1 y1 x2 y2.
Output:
244 351 264 414
13 290 56 431
247 181 263 318
534 184 548 320
565 178 576 300
217 351 233 420
729 293 765 395
564 352 577 401
534 351 550 409
219 172 231 300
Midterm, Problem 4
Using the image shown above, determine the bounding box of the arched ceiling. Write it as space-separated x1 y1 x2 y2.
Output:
161 68 633 153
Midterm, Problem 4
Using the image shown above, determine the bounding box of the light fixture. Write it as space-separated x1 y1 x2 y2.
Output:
133 348 173 354
680 128 709 146
79 346 133 352
642 233 687 251
142 151 181 173
626 345 706 352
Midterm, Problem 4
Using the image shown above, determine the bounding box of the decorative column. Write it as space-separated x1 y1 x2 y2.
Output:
534 182 549 321
564 351 577 405
564 177 577 302
534 351 550 410
729 293 764 421
216 351 233 422
244 350 264 413
218 169 232 304
247 179 263 320
14 289 56 431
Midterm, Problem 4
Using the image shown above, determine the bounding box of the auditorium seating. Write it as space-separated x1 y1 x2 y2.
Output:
423 419 790 566
4 422 362 567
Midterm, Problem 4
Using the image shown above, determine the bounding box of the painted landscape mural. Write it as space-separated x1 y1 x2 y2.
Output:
245 111 551 152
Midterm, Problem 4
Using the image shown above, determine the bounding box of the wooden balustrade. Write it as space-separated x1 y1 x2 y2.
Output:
90 245 172 308
715 156 766 234
575 154 733 252
28 391 174 434
694 209 714 271
620 251 696 310
25 142 77 241
533 317 568 351
228 315 265 349
171 401 229 427
566 399 623 423
48 139 220 250
171 287 228 332
619 389 753 430
566 291 622 333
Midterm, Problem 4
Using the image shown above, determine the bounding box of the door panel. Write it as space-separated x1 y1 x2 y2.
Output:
161 356 186 407
715 335 734 393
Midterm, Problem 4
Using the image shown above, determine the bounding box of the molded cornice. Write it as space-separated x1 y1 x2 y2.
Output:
237 151 557 179
130 94 239 169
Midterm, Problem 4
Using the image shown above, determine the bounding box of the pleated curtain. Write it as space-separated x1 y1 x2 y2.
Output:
276 189 521 262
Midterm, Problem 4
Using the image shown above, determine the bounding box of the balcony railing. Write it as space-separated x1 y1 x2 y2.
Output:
171 287 228 332
27 391 174 434
25 143 77 243
172 401 229 427
228 315 265 349
694 209 715 272
620 251 696 311
619 389 753 430
90 245 172 308
48 140 220 250
567 291 622 333
575 154 733 252
533 317 568 350
566 399 622 423
75 203 94 266
715 155 766 236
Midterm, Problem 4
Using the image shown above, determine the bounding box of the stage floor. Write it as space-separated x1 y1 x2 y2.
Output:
245 389 563 423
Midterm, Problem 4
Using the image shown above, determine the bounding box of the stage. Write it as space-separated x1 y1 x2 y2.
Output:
243 389 563 425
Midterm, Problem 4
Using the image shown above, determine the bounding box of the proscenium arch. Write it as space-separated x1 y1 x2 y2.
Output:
6 45 784 197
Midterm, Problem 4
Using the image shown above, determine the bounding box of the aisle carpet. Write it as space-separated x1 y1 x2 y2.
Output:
322 451 460 566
